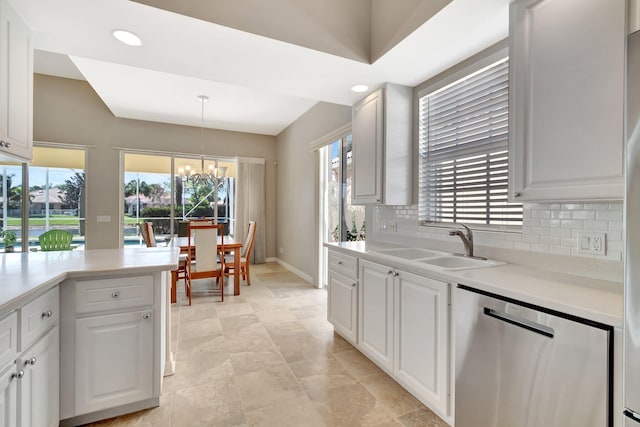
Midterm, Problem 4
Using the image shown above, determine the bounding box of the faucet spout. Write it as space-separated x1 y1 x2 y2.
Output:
448 223 474 257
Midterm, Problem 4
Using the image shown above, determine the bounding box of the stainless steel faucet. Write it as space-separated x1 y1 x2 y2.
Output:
448 223 474 257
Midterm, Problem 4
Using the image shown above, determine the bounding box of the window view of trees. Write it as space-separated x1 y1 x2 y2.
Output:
0 146 86 252
123 153 236 246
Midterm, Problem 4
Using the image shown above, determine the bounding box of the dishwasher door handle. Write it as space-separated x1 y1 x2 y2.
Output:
483 307 555 338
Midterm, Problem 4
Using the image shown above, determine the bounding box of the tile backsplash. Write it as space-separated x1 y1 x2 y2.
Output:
373 202 624 262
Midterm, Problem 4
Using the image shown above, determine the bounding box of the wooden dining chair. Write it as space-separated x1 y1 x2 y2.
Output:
185 223 225 305
225 221 256 286
139 222 157 247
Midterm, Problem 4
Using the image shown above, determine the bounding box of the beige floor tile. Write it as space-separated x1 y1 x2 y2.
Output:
229 349 287 376
253 310 299 326
171 378 246 426
219 313 263 336
178 317 222 341
224 328 277 354
234 365 305 411
215 302 255 318
396 407 449 427
288 355 357 393
308 382 393 427
179 302 218 322
176 332 227 360
243 395 326 427
360 373 423 417
313 331 355 354
333 350 386 380
173 351 234 390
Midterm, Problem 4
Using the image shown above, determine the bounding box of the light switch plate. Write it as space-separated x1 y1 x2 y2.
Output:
97 215 111 223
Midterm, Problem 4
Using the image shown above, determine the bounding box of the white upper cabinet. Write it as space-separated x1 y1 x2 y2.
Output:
352 83 412 205
509 0 625 201
0 0 33 162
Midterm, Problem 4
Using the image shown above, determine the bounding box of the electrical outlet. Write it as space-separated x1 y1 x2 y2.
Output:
380 221 397 232
279 247 284 255
577 232 606 255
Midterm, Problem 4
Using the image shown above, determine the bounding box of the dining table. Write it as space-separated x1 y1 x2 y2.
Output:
169 235 243 303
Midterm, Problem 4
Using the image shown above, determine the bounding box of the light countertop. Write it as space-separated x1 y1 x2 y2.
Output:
326 241 623 327
0 246 179 312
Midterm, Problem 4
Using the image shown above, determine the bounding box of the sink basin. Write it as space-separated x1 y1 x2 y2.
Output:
417 256 503 270
374 247 444 260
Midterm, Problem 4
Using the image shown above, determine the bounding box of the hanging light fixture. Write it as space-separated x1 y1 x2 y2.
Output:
178 95 226 186
178 95 228 223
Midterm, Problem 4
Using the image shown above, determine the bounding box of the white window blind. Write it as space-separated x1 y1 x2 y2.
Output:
418 57 522 226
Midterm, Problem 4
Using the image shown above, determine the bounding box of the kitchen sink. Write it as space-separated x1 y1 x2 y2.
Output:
417 256 504 270
373 247 444 260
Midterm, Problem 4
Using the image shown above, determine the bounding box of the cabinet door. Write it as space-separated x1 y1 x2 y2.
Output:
358 260 394 372
0 0 32 161
19 326 58 427
352 88 383 204
0 365 16 427
394 271 450 417
509 0 624 201
75 309 153 416
327 270 357 344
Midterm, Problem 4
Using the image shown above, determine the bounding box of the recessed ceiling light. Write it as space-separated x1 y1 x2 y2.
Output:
351 84 369 93
112 30 142 47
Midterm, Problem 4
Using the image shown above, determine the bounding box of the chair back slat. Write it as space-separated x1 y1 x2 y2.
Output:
194 227 218 272
242 221 257 259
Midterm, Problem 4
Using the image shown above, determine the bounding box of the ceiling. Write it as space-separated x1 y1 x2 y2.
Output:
12 0 510 136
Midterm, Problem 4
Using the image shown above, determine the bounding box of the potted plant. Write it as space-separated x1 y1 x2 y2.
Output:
1 231 16 253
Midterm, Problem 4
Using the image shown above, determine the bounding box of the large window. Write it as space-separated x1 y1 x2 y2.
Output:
1 145 86 252
122 152 236 246
418 57 522 227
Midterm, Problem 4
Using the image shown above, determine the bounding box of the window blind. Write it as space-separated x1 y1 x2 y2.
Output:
418 58 522 226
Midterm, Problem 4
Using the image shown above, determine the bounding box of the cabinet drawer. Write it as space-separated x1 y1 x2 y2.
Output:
75 276 153 314
19 287 58 352
0 312 17 368
328 251 358 279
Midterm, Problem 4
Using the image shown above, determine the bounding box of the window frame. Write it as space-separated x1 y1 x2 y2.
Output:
417 47 522 232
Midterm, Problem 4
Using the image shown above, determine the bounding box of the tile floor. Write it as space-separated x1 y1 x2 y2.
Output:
88 263 449 427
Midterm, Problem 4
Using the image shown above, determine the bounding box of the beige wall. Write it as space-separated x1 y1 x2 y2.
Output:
33 74 278 255
276 102 351 283
371 0 451 62
133 0 372 63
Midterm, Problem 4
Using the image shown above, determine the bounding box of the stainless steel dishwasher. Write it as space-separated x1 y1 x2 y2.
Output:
455 284 612 427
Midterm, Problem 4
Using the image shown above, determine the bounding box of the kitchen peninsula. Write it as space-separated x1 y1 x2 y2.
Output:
0 246 179 426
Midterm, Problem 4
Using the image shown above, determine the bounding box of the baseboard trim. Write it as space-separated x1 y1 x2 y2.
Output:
275 258 313 284
265 257 277 263
59 397 159 427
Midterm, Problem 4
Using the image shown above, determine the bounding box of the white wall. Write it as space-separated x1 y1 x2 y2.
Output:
276 102 351 283
33 74 278 254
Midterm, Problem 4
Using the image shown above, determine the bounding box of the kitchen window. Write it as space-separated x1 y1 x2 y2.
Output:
418 56 522 227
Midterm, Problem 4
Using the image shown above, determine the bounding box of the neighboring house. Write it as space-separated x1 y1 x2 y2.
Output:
124 194 171 216
29 188 73 215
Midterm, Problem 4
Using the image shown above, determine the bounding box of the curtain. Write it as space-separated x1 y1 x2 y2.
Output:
235 158 266 264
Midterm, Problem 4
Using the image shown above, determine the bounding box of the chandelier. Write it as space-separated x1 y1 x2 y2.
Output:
178 95 227 186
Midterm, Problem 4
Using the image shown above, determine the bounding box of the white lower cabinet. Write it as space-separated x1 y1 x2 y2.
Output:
0 365 16 427
358 259 394 373
394 271 450 418
357 258 451 420
18 326 59 427
75 309 153 415
60 274 160 424
327 271 358 344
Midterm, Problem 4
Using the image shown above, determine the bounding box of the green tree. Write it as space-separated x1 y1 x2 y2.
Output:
124 179 152 197
58 172 85 209
0 174 23 209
